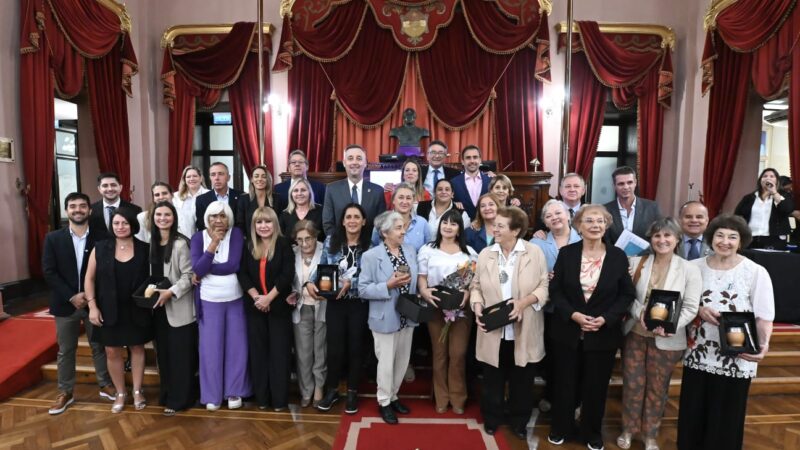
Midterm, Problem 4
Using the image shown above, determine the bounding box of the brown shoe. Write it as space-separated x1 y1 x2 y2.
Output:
48 392 74 415
99 385 116 401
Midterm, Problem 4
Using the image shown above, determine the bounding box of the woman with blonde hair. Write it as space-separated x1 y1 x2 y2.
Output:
279 178 324 241
488 175 521 207
190 201 250 411
465 193 502 253
237 206 295 411
172 166 208 238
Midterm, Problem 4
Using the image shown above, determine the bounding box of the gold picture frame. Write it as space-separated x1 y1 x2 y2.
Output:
0 137 13 163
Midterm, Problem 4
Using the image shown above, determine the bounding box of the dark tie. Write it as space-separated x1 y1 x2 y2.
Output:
105 205 116 227
433 168 440 186
351 185 359 204
687 238 700 260
569 208 575 219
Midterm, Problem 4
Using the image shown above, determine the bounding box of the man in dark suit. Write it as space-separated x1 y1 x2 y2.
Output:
43 192 115 415
677 200 712 260
420 140 460 195
274 149 327 207
322 144 386 236
195 161 244 231
88 173 142 241
451 145 490 220
603 166 663 245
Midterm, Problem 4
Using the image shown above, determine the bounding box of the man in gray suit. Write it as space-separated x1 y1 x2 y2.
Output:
677 201 713 260
322 144 387 236
603 166 663 244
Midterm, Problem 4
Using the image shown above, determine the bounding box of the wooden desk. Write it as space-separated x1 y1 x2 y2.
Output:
281 170 554 234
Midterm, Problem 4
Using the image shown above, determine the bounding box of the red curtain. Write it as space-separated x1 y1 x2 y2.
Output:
162 22 274 183
701 0 799 214
495 47 545 171
19 0 136 277
275 0 550 173
228 54 270 175
287 57 334 171
567 54 607 180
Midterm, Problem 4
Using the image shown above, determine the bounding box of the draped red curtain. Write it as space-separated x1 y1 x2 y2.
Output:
567 54 607 180
275 0 550 172
162 22 273 185
19 0 136 276
701 0 798 215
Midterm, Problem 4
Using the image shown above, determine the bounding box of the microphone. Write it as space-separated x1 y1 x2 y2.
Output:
502 161 514 171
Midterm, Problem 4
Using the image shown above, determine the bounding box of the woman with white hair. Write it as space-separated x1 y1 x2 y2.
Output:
359 210 419 424
190 200 251 411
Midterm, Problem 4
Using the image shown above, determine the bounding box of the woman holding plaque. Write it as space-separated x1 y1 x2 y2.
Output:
148 201 197 416
417 209 477 414
617 217 701 450
470 207 549 439
85 207 151 413
547 204 635 450
359 211 419 424
678 214 774 450
238 207 295 411
289 220 326 408
314 204 372 414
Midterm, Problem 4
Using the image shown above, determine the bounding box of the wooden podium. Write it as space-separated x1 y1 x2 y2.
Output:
281 169 554 234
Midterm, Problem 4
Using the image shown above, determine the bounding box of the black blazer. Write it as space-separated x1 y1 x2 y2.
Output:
321 179 386 237
278 206 324 241
89 200 142 241
93 238 150 328
274 179 327 208
734 190 795 237
603 196 662 244
195 188 244 232
548 241 636 351
235 193 287 237
421 164 460 182
42 227 97 317
237 236 296 317
415 200 466 222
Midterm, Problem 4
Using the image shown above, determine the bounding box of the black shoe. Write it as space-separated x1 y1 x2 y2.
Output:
587 440 605 450
316 390 339 411
513 426 528 440
345 390 358 414
390 400 410 414
484 423 497 435
547 433 565 445
380 405 398 424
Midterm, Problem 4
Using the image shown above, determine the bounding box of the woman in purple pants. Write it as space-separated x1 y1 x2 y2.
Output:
191 201 252 410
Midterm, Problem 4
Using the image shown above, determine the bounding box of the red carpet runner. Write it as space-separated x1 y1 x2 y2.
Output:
333 367 510 450
0 309 57 401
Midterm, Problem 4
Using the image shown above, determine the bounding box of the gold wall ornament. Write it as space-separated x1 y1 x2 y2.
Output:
161 23 274 49
280 0 296 18
538 0 552 15
400 9 429 44
555 22 676 51
704 0 738 31
97 0 131 33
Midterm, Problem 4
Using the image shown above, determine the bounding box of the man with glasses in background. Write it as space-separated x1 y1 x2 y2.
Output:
421 140 460 196
275 149 327 207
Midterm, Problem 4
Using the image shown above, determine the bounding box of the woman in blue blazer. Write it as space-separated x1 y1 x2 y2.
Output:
465 193 502 253
359 210 419 425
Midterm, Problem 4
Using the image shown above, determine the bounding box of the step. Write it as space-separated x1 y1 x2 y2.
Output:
76 336 157 365
41 355 160 387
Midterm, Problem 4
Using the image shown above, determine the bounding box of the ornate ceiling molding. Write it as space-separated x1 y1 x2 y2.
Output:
161 23 275 48
97 0 131 33
555 21 676 50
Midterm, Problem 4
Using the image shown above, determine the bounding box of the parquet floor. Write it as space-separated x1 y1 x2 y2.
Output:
3 382 800 449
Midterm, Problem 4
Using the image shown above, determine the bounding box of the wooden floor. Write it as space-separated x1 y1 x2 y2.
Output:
2 382 800 449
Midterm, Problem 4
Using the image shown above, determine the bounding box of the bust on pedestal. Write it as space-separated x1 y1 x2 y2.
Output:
389 108 430 158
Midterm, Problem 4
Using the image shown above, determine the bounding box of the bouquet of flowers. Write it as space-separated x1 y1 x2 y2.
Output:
438 260 476 343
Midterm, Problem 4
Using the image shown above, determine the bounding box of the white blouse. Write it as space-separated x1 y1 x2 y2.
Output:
417 244 477 287
684 257 775 378
173 187 209 239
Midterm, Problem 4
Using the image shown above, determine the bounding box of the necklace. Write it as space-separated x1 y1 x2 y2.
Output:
303 256 313 266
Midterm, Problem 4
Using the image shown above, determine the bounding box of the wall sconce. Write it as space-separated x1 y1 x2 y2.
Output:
539 86 565 118
263 93 292 116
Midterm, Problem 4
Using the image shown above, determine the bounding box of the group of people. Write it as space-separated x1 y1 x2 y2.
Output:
42 141 788 450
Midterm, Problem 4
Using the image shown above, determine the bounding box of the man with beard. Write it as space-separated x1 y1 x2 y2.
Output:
88 173 142 241
43 192 115 415
451 145 490 220
322 144 386 236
